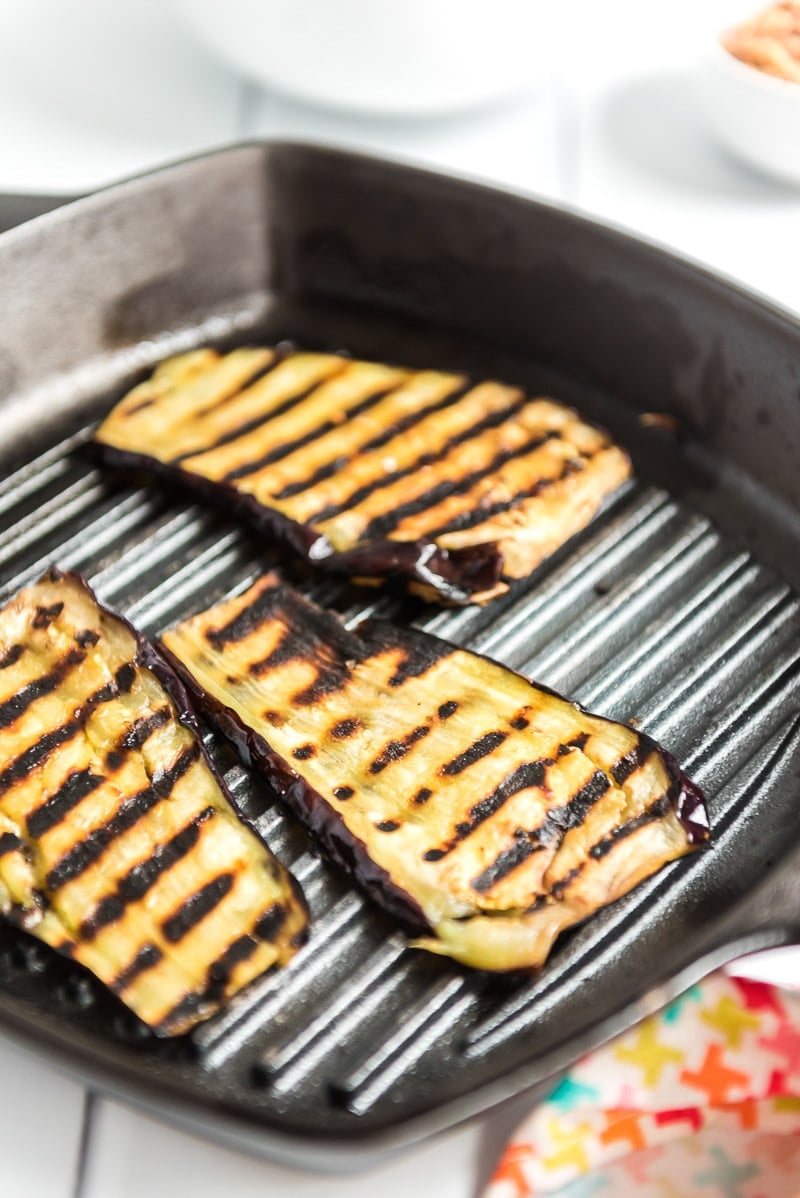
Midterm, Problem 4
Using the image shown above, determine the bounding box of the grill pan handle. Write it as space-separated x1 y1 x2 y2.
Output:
680 840 800 994
638 839 800 1023
0 192 78 235
716 842 800 950
664 710 800 987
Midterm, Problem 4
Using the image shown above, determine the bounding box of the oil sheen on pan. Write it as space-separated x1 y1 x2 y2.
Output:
160 574 709 972
94 346 633 605
0 569 308 1036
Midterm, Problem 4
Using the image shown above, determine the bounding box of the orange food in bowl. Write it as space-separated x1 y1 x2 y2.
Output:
722 0 800 83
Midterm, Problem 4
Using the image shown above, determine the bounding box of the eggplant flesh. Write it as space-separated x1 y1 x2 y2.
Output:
0 569 308 1035
161 575 708 973
95 347 632 605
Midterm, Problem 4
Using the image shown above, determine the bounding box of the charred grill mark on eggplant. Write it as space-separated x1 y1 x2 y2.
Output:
111 943 164 995
221 383 404 481
255 903 288 941
359 429 562 541
79 807 216 941
330 717 362 740
0 646 86 729
588 796 673 860
170 369 332 464
115 707 172 754
95 347 633 604
208 587 363 712
0 570 308 1035
206 584 286 650
26 768 106 838
0 660 142 794
369 724 430 775
422 457 588 541
343 380 471 457
191 356 281 415
0 644 24 670
610 742 653 786
307 387 528 523
213 933 258 975
440 731 509 777
74 629 100 648
0 719 82 794
0 831 23 856
128 350 280 426
162 576 708 973
32 602 64 629
282 383 476 510
536 771 611 845
548 797 677 899
469 771 612 892
161 872 235 943
45 745 202 892
423 760 553 862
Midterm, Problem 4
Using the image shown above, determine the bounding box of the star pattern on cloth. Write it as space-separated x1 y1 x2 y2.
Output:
733 1096 758 1129
758 1017 800 1073
680 1043 750 1106
490 1142 538 1198
700 995 761 1050
691 1145 760 1196
482 975 800 1198
547 1076 601 1111
729 976 787 1016
541 1116 593 1173
614 1021 684 1088
765 1068 790 1097
599 1109 646 1153
653 1106 703 1134
661 985 703 1023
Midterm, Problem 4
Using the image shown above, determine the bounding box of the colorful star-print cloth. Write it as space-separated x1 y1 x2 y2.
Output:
484 972 800 1198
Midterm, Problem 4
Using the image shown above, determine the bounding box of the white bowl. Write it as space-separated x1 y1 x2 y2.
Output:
168 0 559 118
699 32 800 185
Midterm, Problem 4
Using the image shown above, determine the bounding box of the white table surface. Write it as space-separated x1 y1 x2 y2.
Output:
0 2 799 1195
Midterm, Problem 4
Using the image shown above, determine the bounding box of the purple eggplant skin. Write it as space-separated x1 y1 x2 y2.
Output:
95 443 502 605
157 641 431 934
51 568 311 904
89 570 312 934
0 567 310 1034
158 570 713 972
522 673 709 848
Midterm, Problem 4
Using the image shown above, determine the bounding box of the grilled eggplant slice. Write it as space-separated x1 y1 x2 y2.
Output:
95 347 632 604
161 575 708 973
0 569 308 1035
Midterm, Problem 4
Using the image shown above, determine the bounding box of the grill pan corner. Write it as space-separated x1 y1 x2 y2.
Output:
0 142 798 1168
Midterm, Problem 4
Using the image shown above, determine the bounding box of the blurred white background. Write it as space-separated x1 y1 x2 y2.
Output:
0 0 797 310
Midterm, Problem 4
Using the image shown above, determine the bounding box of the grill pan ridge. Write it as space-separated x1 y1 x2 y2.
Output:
0 144 798 1169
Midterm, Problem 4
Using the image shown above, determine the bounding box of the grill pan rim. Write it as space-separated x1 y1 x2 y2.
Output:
0 142 798 1169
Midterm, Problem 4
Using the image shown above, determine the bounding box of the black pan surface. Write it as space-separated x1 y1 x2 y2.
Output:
0 143 798 1170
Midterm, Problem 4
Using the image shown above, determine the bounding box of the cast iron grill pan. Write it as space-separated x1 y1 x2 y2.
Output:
0 144 798 1168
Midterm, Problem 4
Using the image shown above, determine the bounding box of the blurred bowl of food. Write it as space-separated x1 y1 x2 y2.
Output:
168 0 560 118
700 1 800 184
